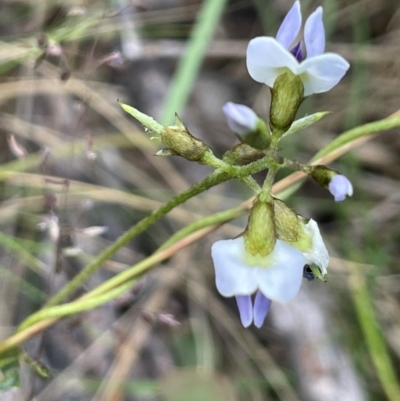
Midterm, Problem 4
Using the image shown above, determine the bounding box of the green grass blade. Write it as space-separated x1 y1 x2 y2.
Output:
160 0 228 125
349 269 400 401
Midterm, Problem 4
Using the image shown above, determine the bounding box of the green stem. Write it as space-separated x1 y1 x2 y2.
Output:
15 196 252 336
261 167 277 198
280 157 309 173
45 156 271 307
158 206 247 252
312 116 400 161
18 280 136 332
67 206 248 305
5 113 400 351
45 170 227 307
203 153 261 193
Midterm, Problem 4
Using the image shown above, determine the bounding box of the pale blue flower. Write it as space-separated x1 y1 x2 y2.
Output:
211 219 329 328
246 1 349 96
211 237 306 327
222 102 258 135
329 174 353 202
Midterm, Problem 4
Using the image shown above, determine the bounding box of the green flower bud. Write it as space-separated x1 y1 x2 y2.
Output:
306 166 353 202
119 100 211 163
161 114 211 162
222 143 265 166
269 71 304 135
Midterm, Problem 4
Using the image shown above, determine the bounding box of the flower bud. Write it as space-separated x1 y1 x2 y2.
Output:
223 102 271 149
223 102 257 135
160 114 211 162
307 165 353 202
328 174 353 202
222 143 264 165
269 71 304 134
119 101 211 163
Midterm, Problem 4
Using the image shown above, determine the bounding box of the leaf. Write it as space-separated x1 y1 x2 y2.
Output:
0 351 20 392
282 111 330 138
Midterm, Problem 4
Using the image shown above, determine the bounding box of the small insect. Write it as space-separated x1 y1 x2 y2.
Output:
303 264 326 282
303 264 315 281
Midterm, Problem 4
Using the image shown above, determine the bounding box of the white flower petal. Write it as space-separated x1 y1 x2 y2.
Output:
302 219 329 275
246 37 300 87
304 6 325 58
255 240 305 303
211 237 258 297
276 1 302 49
298 53 350 96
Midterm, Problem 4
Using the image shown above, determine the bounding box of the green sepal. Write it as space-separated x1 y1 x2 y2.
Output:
222 144 265 166
161 114 211 162
244 197 276 257
237 118 271 150
306 165 337 189
270 71 304 135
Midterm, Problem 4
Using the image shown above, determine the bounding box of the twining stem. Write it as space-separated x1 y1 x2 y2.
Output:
44 170 227 308
1 216 233 354
84 206 248 301
18 280 136 332
45 156 272 308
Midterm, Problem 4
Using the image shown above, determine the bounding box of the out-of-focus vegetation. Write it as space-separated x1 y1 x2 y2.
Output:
0 0 400 400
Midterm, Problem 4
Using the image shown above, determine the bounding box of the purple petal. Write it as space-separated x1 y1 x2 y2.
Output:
276 1 302 49
290 40 304 62
304 6 325 58
222 102 258 135
253 291 272 328
328 175 353 202
236 295 253 328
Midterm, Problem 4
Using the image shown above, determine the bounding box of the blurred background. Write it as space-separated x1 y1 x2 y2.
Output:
0 0 400 400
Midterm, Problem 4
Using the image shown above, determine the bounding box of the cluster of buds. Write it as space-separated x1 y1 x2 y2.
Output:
120 1 353 328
